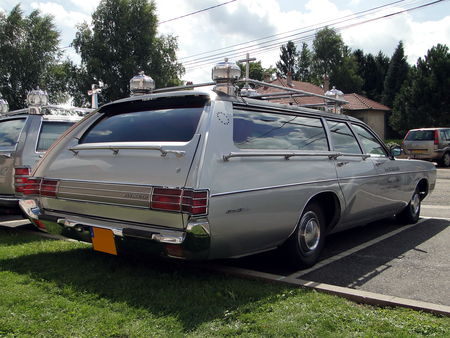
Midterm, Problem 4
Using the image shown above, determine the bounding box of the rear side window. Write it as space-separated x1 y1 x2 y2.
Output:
37 121 74 152
233 110 329 151
405 130 434 141
327 121 362 154
0 118 26 147
80 97 208 143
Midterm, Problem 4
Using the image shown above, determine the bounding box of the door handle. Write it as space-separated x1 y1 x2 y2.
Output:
337 161 349 167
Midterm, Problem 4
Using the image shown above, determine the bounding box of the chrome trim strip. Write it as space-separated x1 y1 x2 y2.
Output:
68 143 185 158
223 151 371 161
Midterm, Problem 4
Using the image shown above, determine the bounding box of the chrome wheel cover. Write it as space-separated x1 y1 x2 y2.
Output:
444 153 450 167
410 192 420 216
298 211 321 252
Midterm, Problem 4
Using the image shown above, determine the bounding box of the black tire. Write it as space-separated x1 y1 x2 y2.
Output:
283 203 326 269
440 152 450 167
397 189 421 224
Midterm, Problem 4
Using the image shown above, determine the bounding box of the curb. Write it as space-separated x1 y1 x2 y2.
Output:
207 265 450 317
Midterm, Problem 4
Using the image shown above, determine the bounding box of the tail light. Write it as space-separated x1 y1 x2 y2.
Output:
14 167 59 197
434 130 439 145
151 187 208 215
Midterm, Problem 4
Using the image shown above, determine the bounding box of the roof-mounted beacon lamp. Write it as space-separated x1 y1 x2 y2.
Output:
130 71 155 96
27 87 49 114
325 86 344 114
212 58 241 96
0 94 9 115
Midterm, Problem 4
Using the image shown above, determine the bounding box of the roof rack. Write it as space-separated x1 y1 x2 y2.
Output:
0 105 93 118
144 55 347 109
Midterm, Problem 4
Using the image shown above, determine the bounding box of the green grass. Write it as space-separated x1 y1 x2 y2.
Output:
1 228 449 337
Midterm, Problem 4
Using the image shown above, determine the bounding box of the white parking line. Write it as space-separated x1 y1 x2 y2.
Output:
284 218 429 280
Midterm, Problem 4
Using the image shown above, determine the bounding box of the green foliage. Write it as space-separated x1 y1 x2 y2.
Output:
382 41 410 107
1 228 450 336
330 46 363 93
390 44 450 135
237 60 276 81
276 41 299 78
297 42 312 82
72 0 184 106
0 5 61 109
312 27 344 78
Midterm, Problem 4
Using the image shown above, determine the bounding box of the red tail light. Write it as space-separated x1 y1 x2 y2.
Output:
23 178 42 195
434 130 439 145
40 179 58 197
151 187 208 215
14 167 31 193
14 167 59 197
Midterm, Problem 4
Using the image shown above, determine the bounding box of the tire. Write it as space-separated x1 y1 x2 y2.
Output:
397 189 421 224
440 152 450 167
283 203 326 269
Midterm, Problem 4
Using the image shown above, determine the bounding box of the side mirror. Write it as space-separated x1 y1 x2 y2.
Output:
390 145 403 157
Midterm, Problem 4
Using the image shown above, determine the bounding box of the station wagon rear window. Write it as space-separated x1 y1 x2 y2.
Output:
233 110 329 151
405 130 434 141
0 118 26 147
80 96 208 143
37 121 74 152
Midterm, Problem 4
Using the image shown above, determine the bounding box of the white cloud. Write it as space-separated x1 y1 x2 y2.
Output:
68 0 100 14
30 2 91 28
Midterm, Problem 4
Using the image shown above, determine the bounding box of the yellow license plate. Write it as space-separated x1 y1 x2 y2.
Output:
91 227 117 255
411 149 427 154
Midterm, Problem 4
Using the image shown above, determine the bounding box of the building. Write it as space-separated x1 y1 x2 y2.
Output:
256 76 390 140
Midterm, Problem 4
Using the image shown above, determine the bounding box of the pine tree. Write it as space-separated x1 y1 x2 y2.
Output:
276 41 299 79
382 41 409 107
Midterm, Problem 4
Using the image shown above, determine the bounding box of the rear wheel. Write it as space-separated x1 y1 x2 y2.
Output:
283 203 326 269
397 189 421 224
440 152 450 167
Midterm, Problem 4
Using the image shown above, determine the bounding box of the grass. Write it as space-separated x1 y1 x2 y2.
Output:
1 227 449 337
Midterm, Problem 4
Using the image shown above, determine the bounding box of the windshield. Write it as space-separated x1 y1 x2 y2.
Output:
80 96 209 143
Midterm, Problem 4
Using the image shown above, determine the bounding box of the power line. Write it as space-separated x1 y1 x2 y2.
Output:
183 0 446 71
159 0 238 24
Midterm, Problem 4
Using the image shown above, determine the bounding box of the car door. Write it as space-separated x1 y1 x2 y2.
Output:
326 120 383 228
351 123 404 215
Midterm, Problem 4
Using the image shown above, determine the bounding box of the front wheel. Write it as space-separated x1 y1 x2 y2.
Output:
283 203 326 269
397 189 421 224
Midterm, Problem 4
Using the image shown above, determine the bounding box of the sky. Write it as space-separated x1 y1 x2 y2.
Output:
1 0 450 85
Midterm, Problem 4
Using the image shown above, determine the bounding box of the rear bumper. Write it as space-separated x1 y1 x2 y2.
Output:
19 199 211 260
0 195 19 208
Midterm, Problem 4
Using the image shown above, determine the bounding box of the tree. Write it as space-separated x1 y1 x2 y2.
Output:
237 60 275 81
72 0 184 106
311 27 344 81
276 41 299 78
390 44 450 135
382 41 409 107
297 42 312 82
330 46 363 93
0 5 61 110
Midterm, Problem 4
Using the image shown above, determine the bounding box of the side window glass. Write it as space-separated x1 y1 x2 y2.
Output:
351 124 388 157
327 121 362 154
37 121 74 152
0 118 26 147
446 130 450 141
233 110 329 151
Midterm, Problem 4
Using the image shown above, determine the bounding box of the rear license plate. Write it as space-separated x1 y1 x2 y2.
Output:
91 227 117 255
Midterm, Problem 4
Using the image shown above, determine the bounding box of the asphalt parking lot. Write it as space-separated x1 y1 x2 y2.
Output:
1 168 449 312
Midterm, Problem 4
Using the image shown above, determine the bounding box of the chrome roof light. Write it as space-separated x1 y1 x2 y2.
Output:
130 71 155 96
27 87 49 107
0 94 9 114
325 86 345 114
212 59 241 96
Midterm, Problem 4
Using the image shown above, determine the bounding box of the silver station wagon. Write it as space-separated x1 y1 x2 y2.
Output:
0 90 91 209
19 61 436 268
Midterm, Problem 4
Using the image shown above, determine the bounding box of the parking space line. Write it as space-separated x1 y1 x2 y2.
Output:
0 219 30 227
284 219 428 280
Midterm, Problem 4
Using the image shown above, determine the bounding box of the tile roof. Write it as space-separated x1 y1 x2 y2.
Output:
256 77 391 111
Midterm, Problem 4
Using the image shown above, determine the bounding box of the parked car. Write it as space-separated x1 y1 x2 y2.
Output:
19 61 436 268
0 104 91 208
402 127 450 167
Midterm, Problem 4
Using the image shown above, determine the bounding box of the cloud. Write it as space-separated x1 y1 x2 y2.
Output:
30 2 91 28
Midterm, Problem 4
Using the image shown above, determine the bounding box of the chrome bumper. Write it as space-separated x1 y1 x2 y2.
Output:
19 198 211 259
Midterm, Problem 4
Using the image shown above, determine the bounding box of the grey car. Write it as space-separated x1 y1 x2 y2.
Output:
402 128 450 167
19 61 436 268
0 106 90 208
